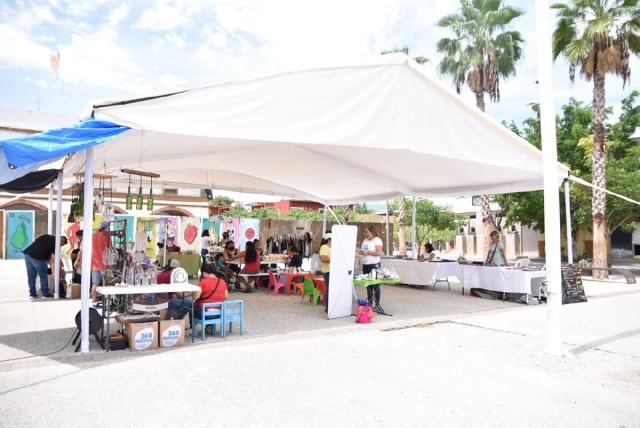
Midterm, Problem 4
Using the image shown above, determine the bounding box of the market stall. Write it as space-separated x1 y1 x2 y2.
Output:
380 259 459 288
456 264 546 298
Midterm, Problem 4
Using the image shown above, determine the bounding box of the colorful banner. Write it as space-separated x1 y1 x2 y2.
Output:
180 217 201 252
64 216 82 256
240 219 260 251
222 219 240 249
113 215 134 243
6 210 35 259
157 216 179 248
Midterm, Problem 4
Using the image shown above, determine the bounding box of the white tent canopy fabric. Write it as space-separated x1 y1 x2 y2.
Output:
65 53 569 204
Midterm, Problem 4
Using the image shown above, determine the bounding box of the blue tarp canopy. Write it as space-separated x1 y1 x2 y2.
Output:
0 119 129 184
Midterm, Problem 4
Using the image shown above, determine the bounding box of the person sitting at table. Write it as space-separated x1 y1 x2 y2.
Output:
218 231 230 246
223 240 240 273
361 224 384 309
253 239 264 258
190 263 228 332
238 241 260 293
418 243 436 261
214 253 225 269
486 231 508 266
288 246 303 269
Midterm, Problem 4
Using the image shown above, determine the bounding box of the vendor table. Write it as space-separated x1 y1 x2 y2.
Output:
96 284 201 351
456 265 547 297
162 254 202 277
380 259 459 288
353 278 403 316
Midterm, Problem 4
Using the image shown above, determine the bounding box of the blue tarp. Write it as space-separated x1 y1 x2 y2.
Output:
0 119 129 185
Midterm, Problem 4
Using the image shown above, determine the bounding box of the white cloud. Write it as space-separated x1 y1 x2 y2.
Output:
151 31 187 53
159 74 187 89
34 79 49 89
108 3 130 27
0 24 53 72
134 1 200 31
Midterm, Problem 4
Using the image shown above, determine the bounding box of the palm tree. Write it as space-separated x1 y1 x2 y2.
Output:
552 1 640 278
437 0 525 257
382 47 428 255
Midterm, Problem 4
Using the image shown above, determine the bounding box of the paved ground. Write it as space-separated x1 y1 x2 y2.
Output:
0 260 639 427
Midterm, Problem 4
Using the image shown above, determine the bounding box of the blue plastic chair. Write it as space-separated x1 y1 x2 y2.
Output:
223 300 244 336
193 302 224 340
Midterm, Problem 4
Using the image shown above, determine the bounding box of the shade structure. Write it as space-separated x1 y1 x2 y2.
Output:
0 168 59 193
3 53 569 203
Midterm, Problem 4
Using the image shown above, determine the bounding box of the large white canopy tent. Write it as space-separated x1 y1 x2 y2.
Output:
41 52 571 353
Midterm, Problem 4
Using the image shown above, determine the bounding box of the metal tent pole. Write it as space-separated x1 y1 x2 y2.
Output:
385 201 390 256
53 172 63 298
80 148 94 353
411 197 417 259
47 185 53 234
535 0 563 355
564 180 573 265
322 205 327 235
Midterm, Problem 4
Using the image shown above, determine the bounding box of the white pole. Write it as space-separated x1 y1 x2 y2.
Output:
80 147 94 353
47 185 53 235
322 205 328 235
535 0 563 356
53 172 63 299
385 201 390 256
411 197 417 259
564 180 573 265
163 218 168 267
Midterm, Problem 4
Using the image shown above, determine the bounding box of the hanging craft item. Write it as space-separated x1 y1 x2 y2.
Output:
125 172 133 210
147 177 154 211
104 178 115 221
121 169 160 212
135 175 143 210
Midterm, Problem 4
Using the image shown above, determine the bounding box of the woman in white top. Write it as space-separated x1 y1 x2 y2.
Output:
485 231 508 266
419 243 436 261
200 229 211 265
361 225 384 307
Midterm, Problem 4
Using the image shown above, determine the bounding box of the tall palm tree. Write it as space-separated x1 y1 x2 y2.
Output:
552 0 640 278
437 0 525 257
382 47 428 255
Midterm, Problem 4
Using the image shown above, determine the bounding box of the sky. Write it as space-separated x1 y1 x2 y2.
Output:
1 0 639 205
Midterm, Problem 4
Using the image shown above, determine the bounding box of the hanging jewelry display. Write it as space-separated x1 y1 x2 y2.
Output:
104 178 115 221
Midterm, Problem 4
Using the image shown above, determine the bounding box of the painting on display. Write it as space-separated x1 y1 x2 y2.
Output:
6 211 35 259
136 217 159 259
221 218 240 249
113 215 135 244
62 213 105 256
202 218 220 246
180 217 201 253
157 217 179 248
240 219 260 251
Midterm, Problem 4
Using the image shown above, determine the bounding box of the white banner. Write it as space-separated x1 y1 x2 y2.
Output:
327 225 357 319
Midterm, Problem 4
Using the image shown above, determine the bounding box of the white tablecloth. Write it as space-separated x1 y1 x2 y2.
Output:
456 265 547 294
380 259 459 286
96 284 201 295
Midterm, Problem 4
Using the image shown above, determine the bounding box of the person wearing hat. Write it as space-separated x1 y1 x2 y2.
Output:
75 220 111 308
319 233 332 313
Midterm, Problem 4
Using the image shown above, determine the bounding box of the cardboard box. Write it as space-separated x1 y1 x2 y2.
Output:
125 321 158 351
158 319 185 348
66 283 81 299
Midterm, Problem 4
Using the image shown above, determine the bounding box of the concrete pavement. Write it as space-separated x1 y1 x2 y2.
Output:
0 260 638 427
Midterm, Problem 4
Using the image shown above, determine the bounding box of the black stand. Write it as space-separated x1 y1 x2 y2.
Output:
366 285 392 316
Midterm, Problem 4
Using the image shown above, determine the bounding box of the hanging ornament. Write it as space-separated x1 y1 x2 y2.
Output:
104 178 115 221
147 177 154 211
125 173 133 210
135 175 143 210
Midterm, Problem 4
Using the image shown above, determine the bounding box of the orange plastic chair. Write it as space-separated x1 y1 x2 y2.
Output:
267 272 287 296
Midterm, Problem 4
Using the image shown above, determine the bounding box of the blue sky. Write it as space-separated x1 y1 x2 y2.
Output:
3 0 639 206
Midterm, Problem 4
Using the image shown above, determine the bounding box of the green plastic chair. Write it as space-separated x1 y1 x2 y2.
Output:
301 279 323 307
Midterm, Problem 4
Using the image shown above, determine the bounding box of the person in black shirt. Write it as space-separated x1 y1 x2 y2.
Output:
288 246 303 269
23 234 68 298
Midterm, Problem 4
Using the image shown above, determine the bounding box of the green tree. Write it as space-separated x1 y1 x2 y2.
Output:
282 209 325 221
552 0 640 277
354 203 374 214
223 206 279 219
211 195 235 205
381 47 429 64
389 199 462 253
437 0 525 257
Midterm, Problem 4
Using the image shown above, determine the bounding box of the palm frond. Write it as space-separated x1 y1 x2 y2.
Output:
552 18 578 60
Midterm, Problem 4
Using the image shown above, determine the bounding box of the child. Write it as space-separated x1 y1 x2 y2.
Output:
215 253 225 269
